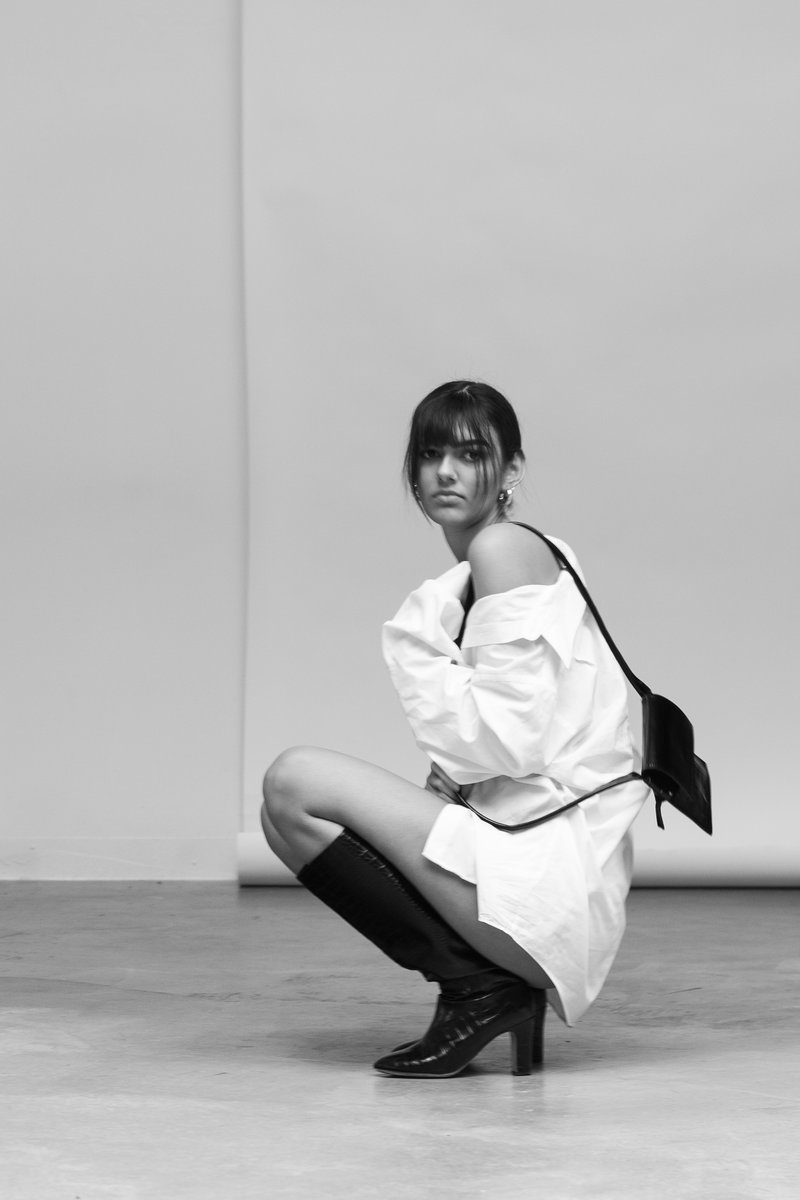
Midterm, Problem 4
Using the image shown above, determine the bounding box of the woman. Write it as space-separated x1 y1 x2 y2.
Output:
261 380 648 1078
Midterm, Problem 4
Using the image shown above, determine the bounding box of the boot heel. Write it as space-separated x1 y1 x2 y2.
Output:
510 995 546 1075
509 1020 534 1074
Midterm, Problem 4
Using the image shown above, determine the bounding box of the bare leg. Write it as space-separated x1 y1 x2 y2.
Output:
262 745 553 990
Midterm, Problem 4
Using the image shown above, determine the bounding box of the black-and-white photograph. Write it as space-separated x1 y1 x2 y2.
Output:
2 2 797 1196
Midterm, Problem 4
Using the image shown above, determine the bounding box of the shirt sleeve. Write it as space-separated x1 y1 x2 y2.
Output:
382 566 588 786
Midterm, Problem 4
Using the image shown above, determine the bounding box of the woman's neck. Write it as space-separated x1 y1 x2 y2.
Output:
443 512 508 561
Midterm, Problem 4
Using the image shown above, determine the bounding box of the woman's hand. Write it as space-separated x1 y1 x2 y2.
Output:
425 761 470 804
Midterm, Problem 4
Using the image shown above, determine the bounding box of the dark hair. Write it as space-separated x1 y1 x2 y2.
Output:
403 380 523 498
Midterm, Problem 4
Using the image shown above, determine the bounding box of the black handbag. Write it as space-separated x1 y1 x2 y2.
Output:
454 523 712 836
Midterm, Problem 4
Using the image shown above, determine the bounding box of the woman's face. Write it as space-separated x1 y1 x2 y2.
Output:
415 436 504 530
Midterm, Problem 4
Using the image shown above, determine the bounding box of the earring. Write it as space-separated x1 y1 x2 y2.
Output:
498 486 515 506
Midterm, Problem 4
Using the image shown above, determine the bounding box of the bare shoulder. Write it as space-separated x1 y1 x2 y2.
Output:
467 522 561 599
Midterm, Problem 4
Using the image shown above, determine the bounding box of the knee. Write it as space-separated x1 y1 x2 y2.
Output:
261 745 318 830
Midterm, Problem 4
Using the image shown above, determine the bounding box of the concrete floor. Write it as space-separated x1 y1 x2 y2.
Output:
0 885 798 1200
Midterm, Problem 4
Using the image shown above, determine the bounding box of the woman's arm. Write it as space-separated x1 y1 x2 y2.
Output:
385 635 563 785
383 534 585 787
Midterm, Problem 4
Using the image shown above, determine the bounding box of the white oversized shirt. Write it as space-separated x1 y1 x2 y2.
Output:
382 538 649 1025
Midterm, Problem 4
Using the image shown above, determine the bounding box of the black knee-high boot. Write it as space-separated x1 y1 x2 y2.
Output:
296 828 546 1077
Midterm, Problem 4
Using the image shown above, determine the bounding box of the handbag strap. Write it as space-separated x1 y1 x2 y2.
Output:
511 523 652 699
452 522 648 831
455 771 641 833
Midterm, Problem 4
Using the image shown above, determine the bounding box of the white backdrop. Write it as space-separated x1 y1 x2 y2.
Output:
0 1 245 880
240 0 799 885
